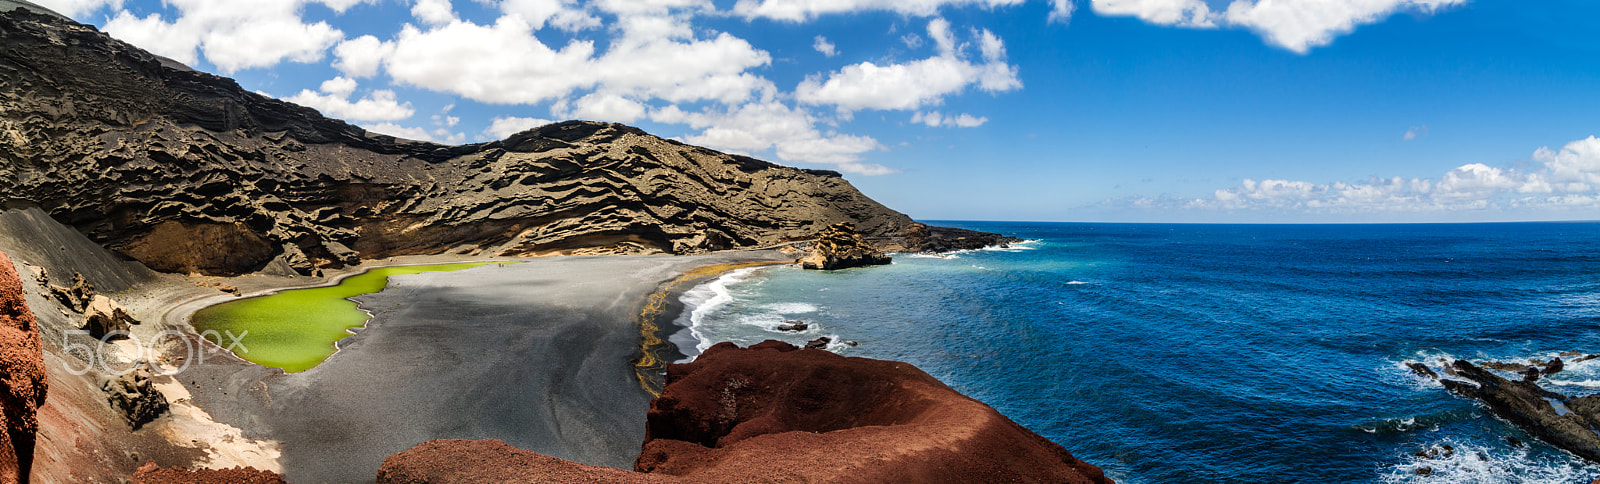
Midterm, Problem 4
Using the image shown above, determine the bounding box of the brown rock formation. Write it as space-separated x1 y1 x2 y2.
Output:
132 461 286 484
0 251 47 483
101 368 168 430
0 7 1020 277
880 221 1024 253
797 223 892 270
79 295 137 339
377 341 1110 484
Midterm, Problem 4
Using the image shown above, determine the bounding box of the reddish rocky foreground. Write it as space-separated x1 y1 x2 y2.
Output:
0 251 47 484
378 341 1111 483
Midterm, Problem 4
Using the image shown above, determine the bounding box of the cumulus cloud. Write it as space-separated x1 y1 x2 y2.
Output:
912 111 987 128
1140 136 1600 214
652 100 891 175
102 0 347 72
1084 0 1466 53
813 35 837 57
731 0 1025 21
332 35 394 78
484 116 555 139
1048 0 1074 23
796 18 1020 113
281 77 415 122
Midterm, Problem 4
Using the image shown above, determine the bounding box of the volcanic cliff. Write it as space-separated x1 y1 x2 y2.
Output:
0 4 1004 277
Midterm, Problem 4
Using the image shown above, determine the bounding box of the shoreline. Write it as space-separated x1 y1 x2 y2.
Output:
633 260 789 395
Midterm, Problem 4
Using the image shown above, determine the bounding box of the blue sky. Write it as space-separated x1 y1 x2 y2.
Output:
32 0 1600 222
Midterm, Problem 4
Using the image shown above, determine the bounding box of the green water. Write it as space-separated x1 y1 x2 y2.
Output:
191 262 500 373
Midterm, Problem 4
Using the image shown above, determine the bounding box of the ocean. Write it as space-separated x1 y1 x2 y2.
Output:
666 221 1600 483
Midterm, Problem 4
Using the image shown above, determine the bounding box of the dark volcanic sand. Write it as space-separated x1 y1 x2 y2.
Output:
176 251 792 483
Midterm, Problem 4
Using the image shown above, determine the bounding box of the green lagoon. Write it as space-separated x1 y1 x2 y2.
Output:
191 262 501 372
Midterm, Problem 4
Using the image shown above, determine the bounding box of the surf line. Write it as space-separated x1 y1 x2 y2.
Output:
632 261 785 396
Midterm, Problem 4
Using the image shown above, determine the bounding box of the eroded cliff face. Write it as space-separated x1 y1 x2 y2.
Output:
0 6 918 276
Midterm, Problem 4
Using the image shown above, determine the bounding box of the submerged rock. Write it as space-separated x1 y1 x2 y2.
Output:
774 321 808 332
101 368 169 430
0 251 48 483
797 223 891 270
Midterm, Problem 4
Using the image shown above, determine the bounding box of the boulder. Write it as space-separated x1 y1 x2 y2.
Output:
797 223 891 270
0 252 48 484
101 368 169 430
804 337 831 350
80 295 138 339
774 321 808 332
46 272 94 312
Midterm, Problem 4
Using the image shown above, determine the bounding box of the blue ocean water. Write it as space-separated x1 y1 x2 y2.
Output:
668 221 1600 483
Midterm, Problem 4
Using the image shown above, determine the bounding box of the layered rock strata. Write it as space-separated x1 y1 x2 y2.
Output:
0 7 1019 277
0 251 46 483
377 341 1111 483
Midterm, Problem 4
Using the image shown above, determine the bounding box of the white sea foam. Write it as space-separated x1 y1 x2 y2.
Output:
1066 280 1089 285
1378 438 1600 483
762 302 819 314
679 267 763 356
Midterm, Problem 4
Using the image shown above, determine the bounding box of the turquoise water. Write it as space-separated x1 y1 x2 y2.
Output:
669 221 1600 483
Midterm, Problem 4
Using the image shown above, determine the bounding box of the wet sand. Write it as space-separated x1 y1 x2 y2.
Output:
174 251 793 483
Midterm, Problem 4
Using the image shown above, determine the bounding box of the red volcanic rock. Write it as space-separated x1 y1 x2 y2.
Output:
377 342 1110 483
132 462 287 484
377 439 671 483
636 341 1111 483
0 251 48 484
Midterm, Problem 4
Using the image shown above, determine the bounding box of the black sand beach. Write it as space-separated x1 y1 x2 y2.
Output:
172 251 792 483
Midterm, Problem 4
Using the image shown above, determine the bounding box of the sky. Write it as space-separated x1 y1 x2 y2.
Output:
29 0 1600 223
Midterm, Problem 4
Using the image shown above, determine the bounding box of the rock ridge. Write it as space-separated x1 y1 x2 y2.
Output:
0 8 1005 276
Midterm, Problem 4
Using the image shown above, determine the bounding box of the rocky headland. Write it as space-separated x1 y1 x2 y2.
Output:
0 4 1009 278
796 222 892 270
377 341 1111 483
1412 355 1600 464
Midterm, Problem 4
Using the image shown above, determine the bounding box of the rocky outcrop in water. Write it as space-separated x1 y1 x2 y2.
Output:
797 223 891 270
880 221 1023 253
0 6 999 277
0 251 47 483
1431 359 1600 463
378 341 1111 483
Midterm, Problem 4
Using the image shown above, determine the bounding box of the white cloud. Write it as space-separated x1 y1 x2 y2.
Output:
412 0 456 25
101 0 345 73
1048 0 1075 23
332 35 394 78
912 111 988 128
1091 0 1215 27
796 18 1020 113
731 0 1025 21
494 0 601 30
652 100 891 174
562 92 647 122
29 0 122 19
1151 135 1600 214
1221 0 1466 53
1403 125 1428 141
485 116 555 139
282 77 416 122
813 35 837 57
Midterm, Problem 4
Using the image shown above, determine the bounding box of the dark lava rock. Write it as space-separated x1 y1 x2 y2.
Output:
804 337 832 350
1440 359 1600 462
774 321 808 332
101 368 169 430
797 223 891 270
1407 362 1438 379
881 222 1024 253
